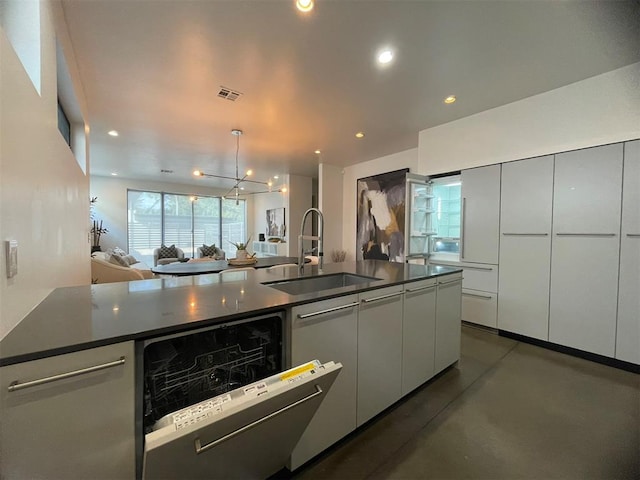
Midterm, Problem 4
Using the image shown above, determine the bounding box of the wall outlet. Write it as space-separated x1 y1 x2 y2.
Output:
5 240 17 278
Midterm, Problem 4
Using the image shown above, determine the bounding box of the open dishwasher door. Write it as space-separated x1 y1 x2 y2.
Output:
143 360 341 479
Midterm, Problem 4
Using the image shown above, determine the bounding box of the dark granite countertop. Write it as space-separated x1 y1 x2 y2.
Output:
0 260 461 366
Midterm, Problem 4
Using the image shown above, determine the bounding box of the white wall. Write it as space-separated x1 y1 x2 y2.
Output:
341 149 418 261
90 175 250 253
0 1 90 338
318 163 343 263
285 174 313 258
418 63 640 174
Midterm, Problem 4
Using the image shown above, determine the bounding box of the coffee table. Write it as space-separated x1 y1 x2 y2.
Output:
151 256 305 276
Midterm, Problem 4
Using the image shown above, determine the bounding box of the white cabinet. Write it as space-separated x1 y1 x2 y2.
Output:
460 262 499 328
549 144 623 357
289 295 359 469
252 241 288 257
357 285 404 426
461 165 501 264
0 342 136 479
616 140 640 364
402 278 437 395
434 273 463 374
498 155 554 340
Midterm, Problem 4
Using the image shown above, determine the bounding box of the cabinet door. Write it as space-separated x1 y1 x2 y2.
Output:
357 285 403 426
553 143 623 234
550 144 623 357
461 164 501 264
0 342 135 479
498 236 551 340
617 140 640 364
435 274 463 374
402 279 437 395
289 295 359 469
549 236 620 356
498 156 554 340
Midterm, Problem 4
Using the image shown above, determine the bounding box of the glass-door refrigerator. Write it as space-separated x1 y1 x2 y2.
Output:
405 173 435 263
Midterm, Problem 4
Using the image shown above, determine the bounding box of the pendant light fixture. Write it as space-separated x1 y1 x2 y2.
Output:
193 129 282 204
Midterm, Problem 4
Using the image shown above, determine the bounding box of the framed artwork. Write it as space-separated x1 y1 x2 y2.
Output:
356 168 408 262
266 207 285 237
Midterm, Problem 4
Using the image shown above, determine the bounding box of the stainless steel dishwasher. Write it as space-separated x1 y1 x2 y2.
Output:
140 312 341 479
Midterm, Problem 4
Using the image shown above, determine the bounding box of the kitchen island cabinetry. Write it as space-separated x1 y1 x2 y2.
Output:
435 273 463 374
289 295 359 470
357 285 404 426
0 341 135 479
402 278 437 395
616 140 640 364
549 143 623 357
498 155 554 340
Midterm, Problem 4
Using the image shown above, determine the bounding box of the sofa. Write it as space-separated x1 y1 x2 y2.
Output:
91 251 154 284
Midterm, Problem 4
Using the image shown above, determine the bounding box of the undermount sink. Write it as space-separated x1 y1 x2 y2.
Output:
263 273 381 296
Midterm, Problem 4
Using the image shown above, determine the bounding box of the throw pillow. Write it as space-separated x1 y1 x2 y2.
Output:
158 244 178 259
123 254 138 265
201 244 218 257
113 246 127 256
109 252 129 268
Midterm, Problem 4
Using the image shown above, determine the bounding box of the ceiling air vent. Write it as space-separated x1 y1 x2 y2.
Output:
160 169 173 174
217 86 243 102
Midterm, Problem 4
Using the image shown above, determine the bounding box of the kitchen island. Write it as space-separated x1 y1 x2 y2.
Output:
0 260 462 479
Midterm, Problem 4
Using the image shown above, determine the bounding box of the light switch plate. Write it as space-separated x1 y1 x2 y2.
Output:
5 240 17 278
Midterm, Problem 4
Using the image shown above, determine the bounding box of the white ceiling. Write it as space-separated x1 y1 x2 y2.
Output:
61 0 640 191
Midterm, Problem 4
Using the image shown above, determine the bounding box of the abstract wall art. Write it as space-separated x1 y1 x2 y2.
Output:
356 168 408 262
266 207 285 237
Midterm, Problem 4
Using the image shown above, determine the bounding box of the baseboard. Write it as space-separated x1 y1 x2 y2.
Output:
498 330 640 374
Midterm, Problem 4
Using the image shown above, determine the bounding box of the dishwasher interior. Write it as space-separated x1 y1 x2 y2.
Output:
142 312 284 433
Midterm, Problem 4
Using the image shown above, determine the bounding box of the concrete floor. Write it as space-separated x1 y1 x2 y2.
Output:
287 325 640 480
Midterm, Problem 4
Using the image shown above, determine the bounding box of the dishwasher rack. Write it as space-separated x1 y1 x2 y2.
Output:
142 313 283 432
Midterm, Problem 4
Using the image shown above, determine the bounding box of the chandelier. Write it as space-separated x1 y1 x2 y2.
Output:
193 129 284 204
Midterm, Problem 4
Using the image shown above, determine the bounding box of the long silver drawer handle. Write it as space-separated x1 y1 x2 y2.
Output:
627 234 640 237
297 302 359 319
405 285 436 293
8 357 126 392
439 278 462 286
502 233 549 236
555 233 616 237
194 384 323 454
463 292 493 299
462 265 494 271
460 197 466 260
361 291 404 303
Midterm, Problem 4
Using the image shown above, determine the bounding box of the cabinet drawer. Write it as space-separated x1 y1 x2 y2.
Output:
462 289 497 328
461 263 498 293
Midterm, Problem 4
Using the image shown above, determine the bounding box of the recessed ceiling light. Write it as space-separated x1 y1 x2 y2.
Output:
355 132 365 138
274 175 279 180
377 49 394 65
315 150 321 154
111 172 118 176
296 0 313 12
108 130 119 137
444 95 456 104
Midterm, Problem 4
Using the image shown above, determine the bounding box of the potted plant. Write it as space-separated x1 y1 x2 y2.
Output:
91 220 109 253
228 235 252 259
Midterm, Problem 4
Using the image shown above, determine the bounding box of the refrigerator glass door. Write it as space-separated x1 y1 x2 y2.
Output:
143 360 342 480
407 179 434 259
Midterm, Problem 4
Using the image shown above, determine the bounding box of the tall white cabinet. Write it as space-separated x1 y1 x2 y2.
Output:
498 155 554 340
460 164 501 264
616 140 640 364
549 143 624 357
